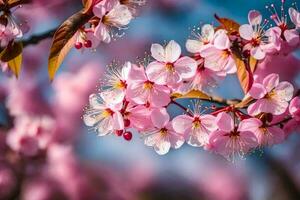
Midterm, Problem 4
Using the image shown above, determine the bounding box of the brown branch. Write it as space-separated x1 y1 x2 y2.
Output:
21 28 57 47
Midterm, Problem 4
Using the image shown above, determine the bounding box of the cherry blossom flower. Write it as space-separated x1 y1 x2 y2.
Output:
93 0 133 43
146 40 197 88
239 10 281 60
143 108 184 155
6 116 55 156
247 73 294 116
83 93 124 136
126 64 171 107
289 97 300 121
200 30 237 74
186 24 214 53
238 118 285 146
208 112 258 160
100 62 132 104
172 104 217 147
120 0 146 16
289 7 300 28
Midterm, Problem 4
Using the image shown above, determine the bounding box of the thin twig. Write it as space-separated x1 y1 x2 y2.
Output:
21 28 57 47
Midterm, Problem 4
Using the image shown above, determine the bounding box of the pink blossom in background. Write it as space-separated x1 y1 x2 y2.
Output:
0 164 17 200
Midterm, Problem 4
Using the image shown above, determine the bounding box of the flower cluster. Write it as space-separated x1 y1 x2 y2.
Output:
84 6 300 160
73 0 145 50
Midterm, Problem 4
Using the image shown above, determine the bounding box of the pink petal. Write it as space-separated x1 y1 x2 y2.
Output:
289 7 300 28
213 30 230 50
239 24 254 40
112 112 124 130
128 105 151 130
251 46 266 60
94 23 111 43
200 114 218 131
172 115 193 134
289 97 300 120
248 10 262 25
150 85 171 107
186 39 203 53
216 112 234 132
223 56 237 74
128 64 147 82
208 130 231 156
174 56 197 79
151 108 170 128
248 83 267 99
144 133 171 155
165 40 181 63
126 82 149 105
146 62 168 85
238 118 262 132
284 29 299 46
274 81 294 101
262 73 279 92
258 126 285 145
151 43 166 62
239 131 258 150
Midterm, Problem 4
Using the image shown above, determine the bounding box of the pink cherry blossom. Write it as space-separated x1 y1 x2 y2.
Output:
143 108 184 155
83 93 124 136
172 111 217 147
146 40 197 87
208 112 258 160
93 0 133 43
238 118 285 146
186 24 214 53
200 30 237 74
6 116 55 156
126 64 171 107
289 97 300 121
289 7 300 28
100 62 132 104
247 73 294 116
239 10 281 60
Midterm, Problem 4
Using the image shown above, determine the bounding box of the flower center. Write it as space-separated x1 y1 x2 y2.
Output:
160 128 168 137
221 50 230 58
251 37 261 47
165 62 174 72
192 117 201 128
114 80 127 89
143 80 154 90
265 90 276 99
102 108 114 118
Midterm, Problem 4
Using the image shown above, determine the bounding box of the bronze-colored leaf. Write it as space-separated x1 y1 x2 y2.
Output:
233 54 253 94
8 49 22 78
249 56 258 73
8 0 31 8
82 0 93 13
0 41 23 78
0 41 22 62
48 10 93 81
214 14 240 35
172 90 211 100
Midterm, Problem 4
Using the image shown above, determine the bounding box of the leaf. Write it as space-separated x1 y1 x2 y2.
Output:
0 42 23 78
172 90 211 100
48 10 93 81
233 54 254 94
214 14 240 35
8 50 22 78
82 0 93 13
7 0 31 8
249 56 258 73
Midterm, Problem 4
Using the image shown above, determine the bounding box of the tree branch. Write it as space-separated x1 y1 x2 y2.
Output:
21 28 57 47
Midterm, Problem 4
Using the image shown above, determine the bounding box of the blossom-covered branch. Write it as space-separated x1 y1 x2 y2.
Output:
83 2 300 161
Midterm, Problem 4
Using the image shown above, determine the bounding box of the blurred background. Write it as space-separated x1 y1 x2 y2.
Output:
0 0 300 199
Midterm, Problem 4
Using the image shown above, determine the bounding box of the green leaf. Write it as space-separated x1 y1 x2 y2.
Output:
48 10 93 81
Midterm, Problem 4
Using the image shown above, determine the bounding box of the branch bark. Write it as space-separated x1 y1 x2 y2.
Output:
21 28 57 47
